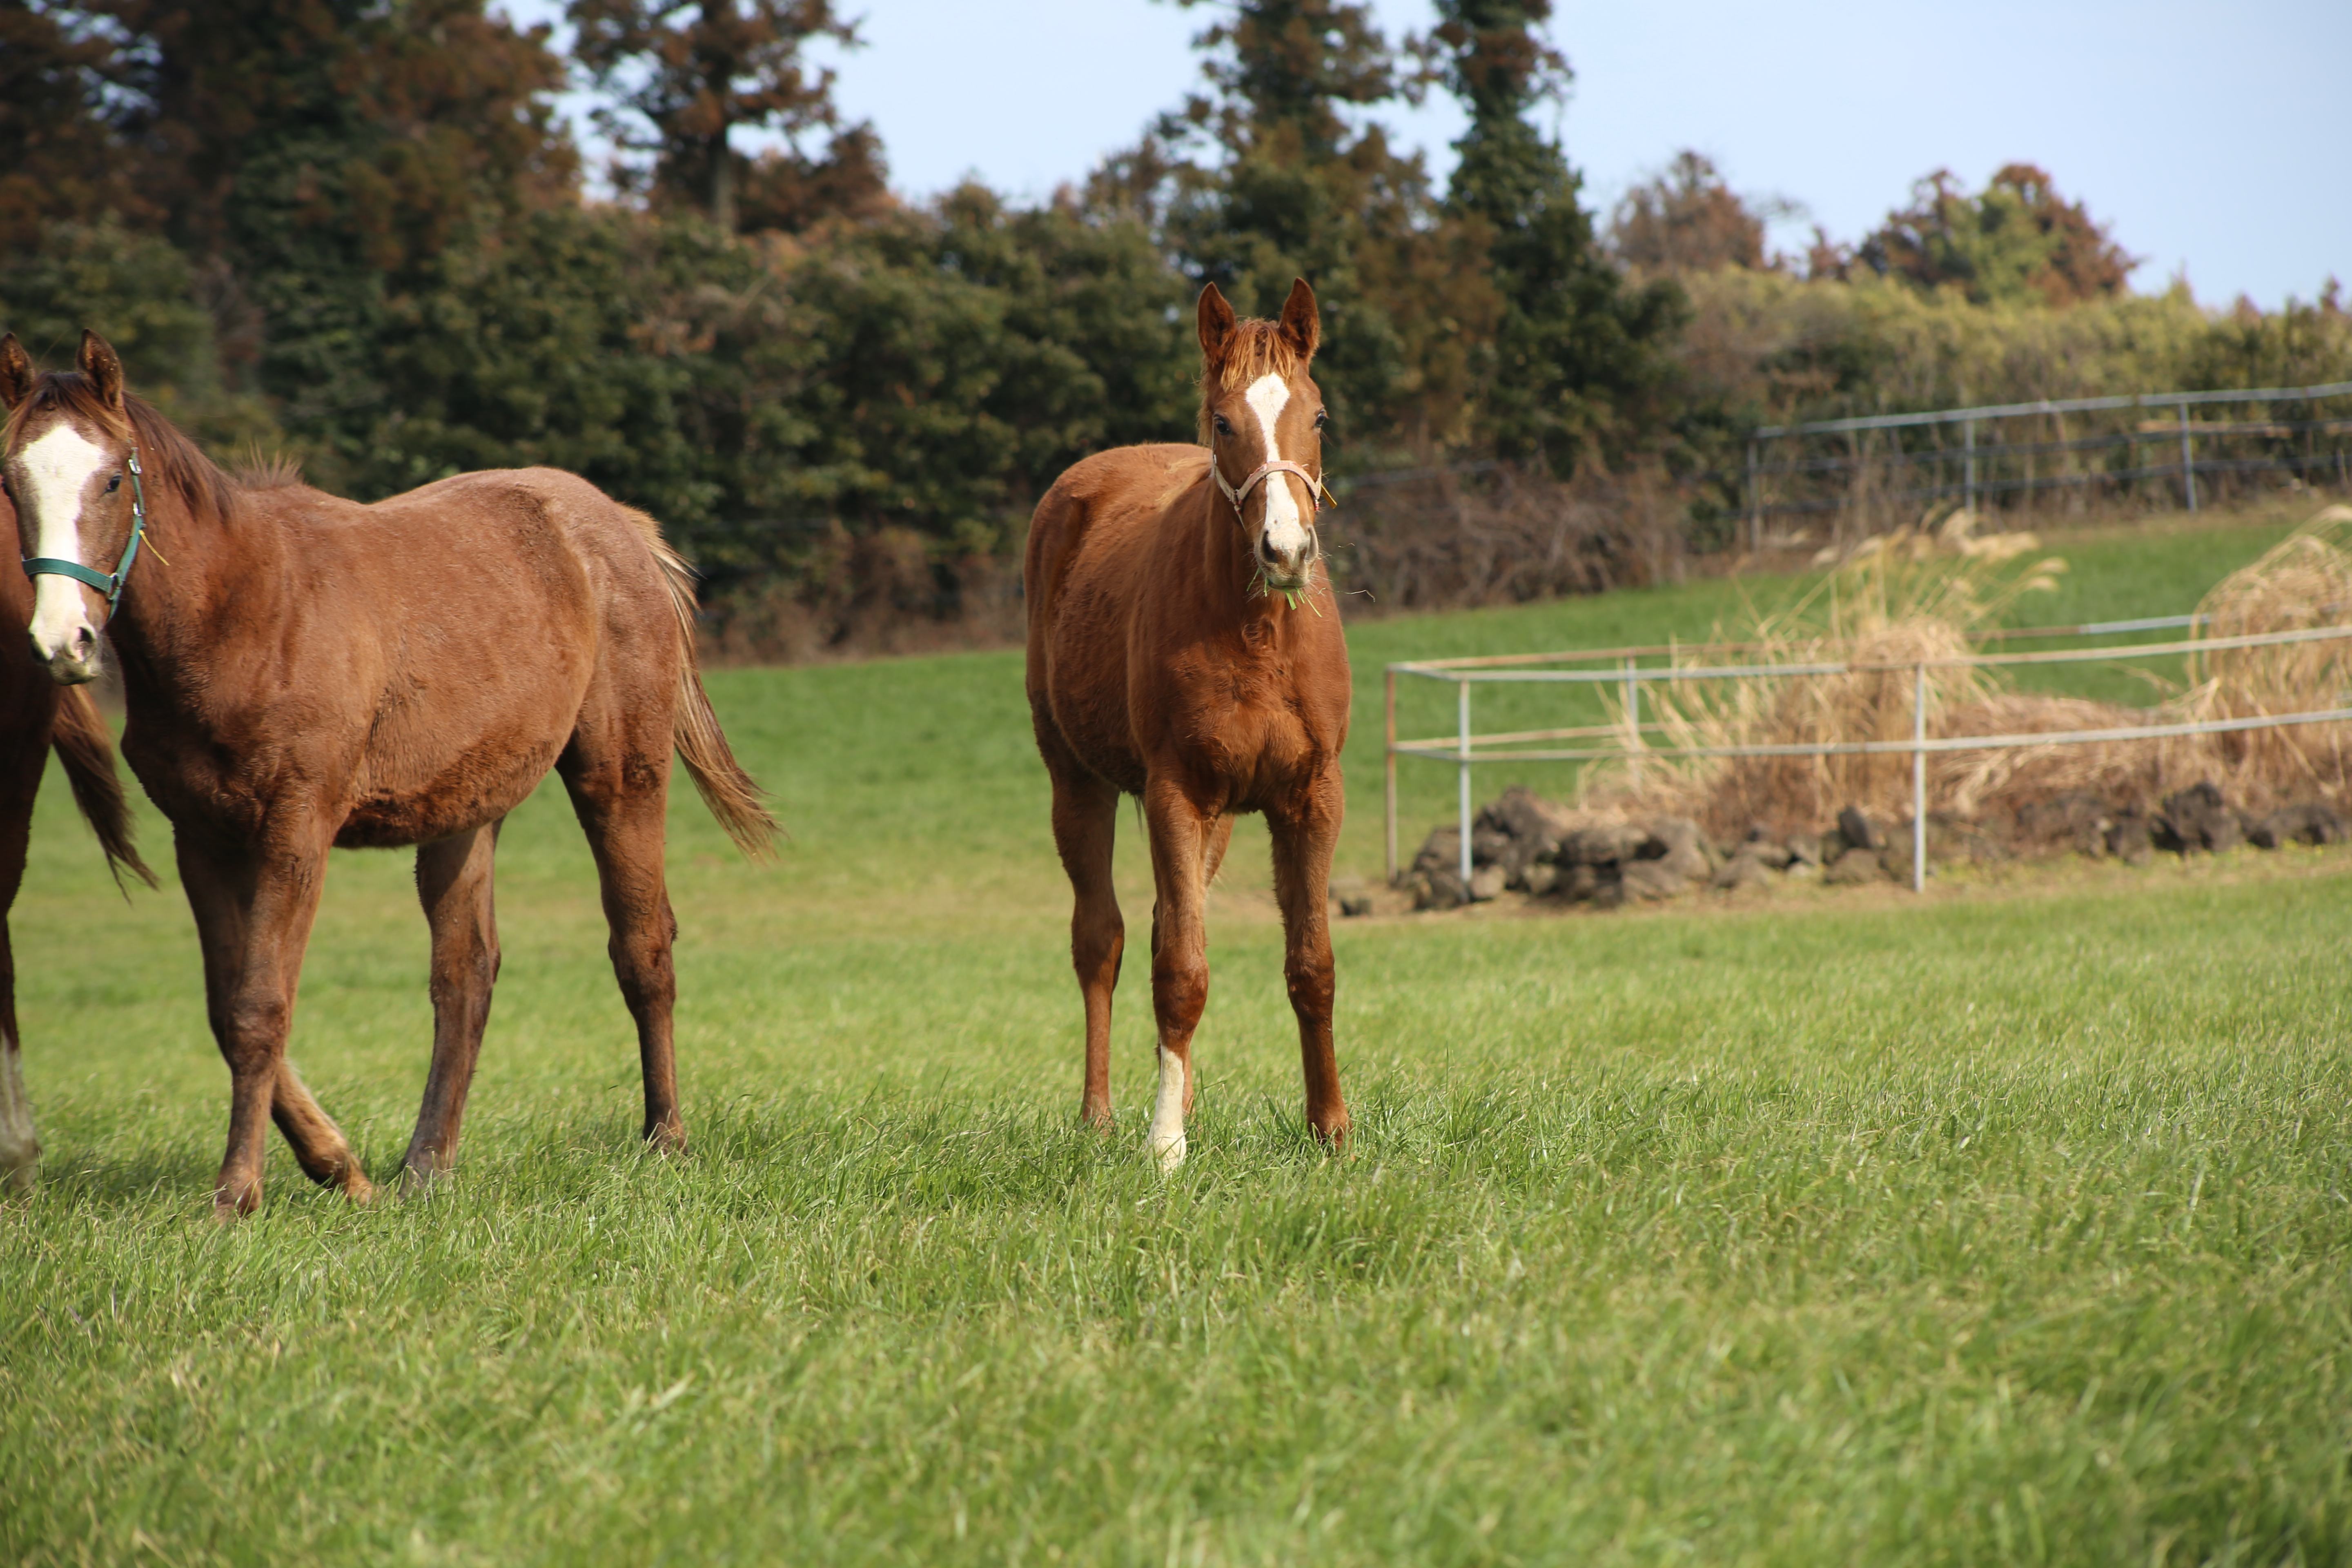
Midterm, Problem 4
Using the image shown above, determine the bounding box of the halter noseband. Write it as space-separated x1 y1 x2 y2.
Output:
1210 455 1333 524
21 448 147 617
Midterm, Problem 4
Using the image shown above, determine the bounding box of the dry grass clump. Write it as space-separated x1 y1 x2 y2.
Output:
2177 505 2352 809
1622 505 2352 836
1636 510 2064 833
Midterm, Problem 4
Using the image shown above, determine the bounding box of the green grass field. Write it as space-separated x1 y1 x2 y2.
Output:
4 505 2348 1565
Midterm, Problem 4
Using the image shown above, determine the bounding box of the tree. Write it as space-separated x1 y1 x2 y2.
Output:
1862 164 2135 306
1608 151 1773 274
567 0 878 232
1120 0 1485 464
1430 0 1683 473
0 2 150 254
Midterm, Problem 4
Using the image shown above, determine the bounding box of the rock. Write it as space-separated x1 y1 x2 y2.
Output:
1412 826 1460 875
2155 781 2243 854
1338 895 1374 918
1824 846 1888 885
1468 864 1508 902
1412 868 1468 911
2013 791 2114 858
1643 817 1715 882
1713 850 1772 893
1742 831 1795 870
1560 824 1647 867
1785 832 1824 869
1619 860 1689 901
1880 824 1925 885
1589 878 1625 911
2250 802 2350 849
1522 862 1561 897
2107 807 2153 866
1560 863 1601 902
1837 805 1885 853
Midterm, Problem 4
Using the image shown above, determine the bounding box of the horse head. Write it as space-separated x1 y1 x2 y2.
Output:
0 330 142 685
1196 279 1326 597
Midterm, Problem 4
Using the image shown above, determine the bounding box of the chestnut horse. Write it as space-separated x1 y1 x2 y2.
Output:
1026 279 1350 1169
0 497 154 1192
1 331 773 1219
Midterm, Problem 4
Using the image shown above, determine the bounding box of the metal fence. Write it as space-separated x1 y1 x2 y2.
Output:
1742 380 2352 550
1383 615 2352 895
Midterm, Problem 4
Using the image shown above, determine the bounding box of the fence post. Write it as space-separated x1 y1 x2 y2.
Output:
1457 678 1473 889
1745 438 1761 553
2178 403 2199 512
1912 661 1928 893
1622 656 1642 793
1962 419 1978 515
1384 666 1399 885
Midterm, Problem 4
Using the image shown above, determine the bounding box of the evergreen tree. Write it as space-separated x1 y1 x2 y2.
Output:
1128 0 1489 466
1431 0 1682 474
567 0 881 233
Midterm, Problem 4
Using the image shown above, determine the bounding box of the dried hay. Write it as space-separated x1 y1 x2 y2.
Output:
1618 505 2352 835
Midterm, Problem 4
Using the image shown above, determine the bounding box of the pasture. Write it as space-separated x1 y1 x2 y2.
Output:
4 506 2347 1565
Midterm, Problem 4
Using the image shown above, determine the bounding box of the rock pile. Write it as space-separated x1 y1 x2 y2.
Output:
1397 780 2351 913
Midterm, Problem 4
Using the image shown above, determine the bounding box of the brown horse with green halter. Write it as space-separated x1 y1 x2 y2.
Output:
0 330 773 1219
1026 279 1351 1168
0 492 154 1195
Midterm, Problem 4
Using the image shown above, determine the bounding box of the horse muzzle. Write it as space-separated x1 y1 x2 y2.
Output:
30 622 101 685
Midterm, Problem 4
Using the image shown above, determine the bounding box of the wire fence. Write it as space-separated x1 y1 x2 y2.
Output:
1382 616 2352 894
1741 381 2352 550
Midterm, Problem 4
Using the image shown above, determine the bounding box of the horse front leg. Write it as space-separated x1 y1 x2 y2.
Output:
1269 773 1350 1149
0 737 40 1194
1045 758 1123 1129
400 820 503 1189
1143 779 1214 1171
178 826 357 1218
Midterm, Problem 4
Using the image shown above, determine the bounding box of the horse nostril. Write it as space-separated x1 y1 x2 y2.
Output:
73 628 94 657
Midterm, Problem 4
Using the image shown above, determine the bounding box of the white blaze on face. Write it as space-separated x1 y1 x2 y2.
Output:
0 1031 36 1194
1243 372 1313 564
1147 1045 1187 1172
16 422 109 662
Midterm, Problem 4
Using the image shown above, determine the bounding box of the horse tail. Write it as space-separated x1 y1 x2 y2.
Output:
49 687 158 890
623 509 778 860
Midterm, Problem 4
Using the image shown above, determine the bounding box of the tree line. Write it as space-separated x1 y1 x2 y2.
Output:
7 0 2346 651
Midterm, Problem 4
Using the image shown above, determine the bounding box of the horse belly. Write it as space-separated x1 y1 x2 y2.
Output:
336 713 575 849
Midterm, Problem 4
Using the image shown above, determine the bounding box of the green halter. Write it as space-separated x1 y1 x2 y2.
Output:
21 449 147 617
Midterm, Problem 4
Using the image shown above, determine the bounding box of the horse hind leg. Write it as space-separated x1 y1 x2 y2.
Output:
1047 760 1123 1128
559 744 685 1153
399 821 503 1190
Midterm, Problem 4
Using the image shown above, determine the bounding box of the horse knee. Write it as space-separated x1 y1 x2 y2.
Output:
1285 953 1334 1017
1152 956 1208 1034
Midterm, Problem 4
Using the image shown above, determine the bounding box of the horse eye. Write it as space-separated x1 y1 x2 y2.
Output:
107 474 122 493
1313 410 1329 430
1212 415 1232 437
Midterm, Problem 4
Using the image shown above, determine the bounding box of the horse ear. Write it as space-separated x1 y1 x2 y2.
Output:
0 335 31 410
1196 283 1238 365
1278 277 1320 362
78 330 125 411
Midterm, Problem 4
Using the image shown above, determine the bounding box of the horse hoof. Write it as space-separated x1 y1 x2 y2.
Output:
1149 1129 1187 1173
1313 1114 1350 1152
644 1121 688 1156
1 1154 35 1198
211 1189 258 1223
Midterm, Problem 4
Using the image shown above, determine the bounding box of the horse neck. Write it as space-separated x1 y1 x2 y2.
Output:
107 478 292 693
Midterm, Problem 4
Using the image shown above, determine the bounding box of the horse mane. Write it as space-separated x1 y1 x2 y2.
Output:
4 370 245 530
1196 319 1303 445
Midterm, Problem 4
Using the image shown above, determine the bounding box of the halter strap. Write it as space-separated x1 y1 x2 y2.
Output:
22 448 147 617
1210 455 1332 522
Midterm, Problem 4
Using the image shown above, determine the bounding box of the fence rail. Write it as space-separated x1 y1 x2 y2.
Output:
1382 621 2352 895
1740 379 2352 547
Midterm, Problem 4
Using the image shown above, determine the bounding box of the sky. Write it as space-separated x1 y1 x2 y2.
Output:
500 0 2349 310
